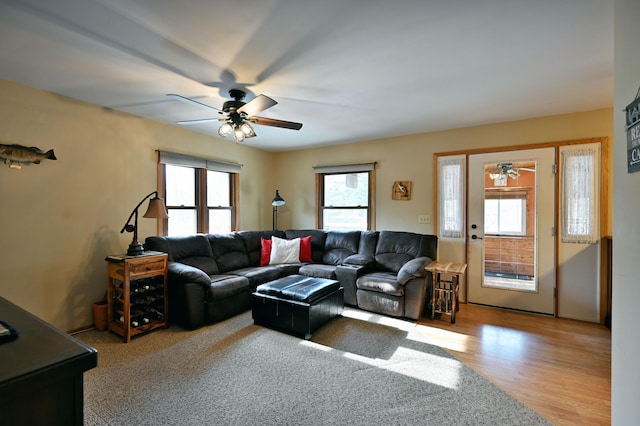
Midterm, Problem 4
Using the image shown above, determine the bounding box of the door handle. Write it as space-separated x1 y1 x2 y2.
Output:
471 234 483 240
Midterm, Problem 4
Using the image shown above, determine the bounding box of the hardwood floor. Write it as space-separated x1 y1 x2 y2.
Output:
417 303 611 425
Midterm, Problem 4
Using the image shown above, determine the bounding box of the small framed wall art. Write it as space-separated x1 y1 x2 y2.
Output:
392 181 411 200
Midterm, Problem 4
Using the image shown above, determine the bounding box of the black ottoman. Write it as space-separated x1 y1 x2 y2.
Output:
252 275 344 339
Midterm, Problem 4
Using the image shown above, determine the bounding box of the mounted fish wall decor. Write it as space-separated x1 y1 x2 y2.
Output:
0 143 57 170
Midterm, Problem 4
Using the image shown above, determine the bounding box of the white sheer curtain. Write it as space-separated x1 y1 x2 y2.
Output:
438 156 465 238
561 146 599 243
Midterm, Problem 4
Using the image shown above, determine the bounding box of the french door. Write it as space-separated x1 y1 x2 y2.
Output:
467 148 556 315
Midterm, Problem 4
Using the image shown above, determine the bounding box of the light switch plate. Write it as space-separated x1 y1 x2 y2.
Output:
418 215 431 224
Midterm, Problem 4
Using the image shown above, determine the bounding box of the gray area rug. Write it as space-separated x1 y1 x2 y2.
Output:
78 308 550 425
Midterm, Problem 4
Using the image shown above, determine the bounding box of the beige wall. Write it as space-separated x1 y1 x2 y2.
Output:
0 77 614 332
0 78 275 331
275 109 613 237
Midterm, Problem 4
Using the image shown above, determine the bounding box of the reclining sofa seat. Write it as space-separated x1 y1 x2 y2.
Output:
145 229 437 329
354 231 437 320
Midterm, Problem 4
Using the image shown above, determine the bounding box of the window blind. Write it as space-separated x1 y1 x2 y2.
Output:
313 162 376 174
158 151 242 173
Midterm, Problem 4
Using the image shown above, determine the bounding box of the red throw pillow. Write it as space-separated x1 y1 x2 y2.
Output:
260 238 272 266
299 236 312 263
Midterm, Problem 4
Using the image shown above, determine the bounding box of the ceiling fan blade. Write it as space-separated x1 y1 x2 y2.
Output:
176 118 222 125
237 94 277 117
167 94 222 112
250 116 303 130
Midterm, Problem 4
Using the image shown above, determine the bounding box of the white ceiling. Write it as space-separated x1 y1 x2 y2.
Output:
0 0 613 152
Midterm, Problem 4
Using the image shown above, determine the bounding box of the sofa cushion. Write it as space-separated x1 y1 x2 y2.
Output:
147 235 219 275
299 236 313 262
299 264 337 279
374 231 427 273
322 231 361 265
284 229 327 263
356 272 404 297
229 265 283 290
208 233 251 273
358 231 379 259
259 238 272 266
343 231 377 266
343 254 373 266
270 236 301 264
208 275 250 299
238 230 285 266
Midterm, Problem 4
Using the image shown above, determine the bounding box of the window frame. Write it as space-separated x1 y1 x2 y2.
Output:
314 163 376 231
157 152 240 235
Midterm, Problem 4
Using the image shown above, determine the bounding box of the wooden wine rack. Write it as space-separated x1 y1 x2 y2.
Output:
105 252 168 342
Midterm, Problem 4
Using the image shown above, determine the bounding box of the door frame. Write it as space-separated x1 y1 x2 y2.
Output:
433 137 610 322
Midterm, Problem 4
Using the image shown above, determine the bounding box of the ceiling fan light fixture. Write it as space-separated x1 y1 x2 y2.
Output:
234 126 245 143
240 122 256 137
218 122 233 137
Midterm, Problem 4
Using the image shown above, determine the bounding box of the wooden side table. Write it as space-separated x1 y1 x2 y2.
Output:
105 251 168 342
425 261 467 324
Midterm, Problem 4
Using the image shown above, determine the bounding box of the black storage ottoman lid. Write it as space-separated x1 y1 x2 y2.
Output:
256 275 341 304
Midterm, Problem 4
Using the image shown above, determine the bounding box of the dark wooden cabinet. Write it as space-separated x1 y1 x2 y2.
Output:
0 297 97 426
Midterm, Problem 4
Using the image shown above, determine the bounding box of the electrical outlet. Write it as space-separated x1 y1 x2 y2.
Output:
418 215 431 224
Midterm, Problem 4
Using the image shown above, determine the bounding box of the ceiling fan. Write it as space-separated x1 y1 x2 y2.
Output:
167 89 303 143
487 162 535 180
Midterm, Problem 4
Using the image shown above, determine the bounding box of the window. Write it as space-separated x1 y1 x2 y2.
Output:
437 156 465 238
560 145 599 243
159 152 240 236
314 163 375 231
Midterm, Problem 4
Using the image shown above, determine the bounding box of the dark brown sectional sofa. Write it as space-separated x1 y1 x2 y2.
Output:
145 229 437 329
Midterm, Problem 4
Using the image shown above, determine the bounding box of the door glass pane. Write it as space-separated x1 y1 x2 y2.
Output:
209 209 231 234
482 161 536 292
207 170 230 207
167 209 197 236
166 165 195 207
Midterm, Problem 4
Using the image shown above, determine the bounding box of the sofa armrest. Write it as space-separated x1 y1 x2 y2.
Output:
397 257 431 285
343 254 374 267
335 264 368 306
168 261 211 287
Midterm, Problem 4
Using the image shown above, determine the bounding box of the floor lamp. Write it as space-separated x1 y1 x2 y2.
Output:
272 190 285 230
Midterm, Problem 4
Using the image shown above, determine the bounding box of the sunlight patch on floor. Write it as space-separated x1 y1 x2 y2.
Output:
412 323 471 353
299 308 465 390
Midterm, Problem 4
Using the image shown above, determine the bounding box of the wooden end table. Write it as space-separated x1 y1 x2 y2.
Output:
425 261 467 324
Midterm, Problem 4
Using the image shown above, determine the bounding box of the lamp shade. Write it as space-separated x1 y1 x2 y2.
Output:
143 196 169 219
121 191 168 256
272 190 285 206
